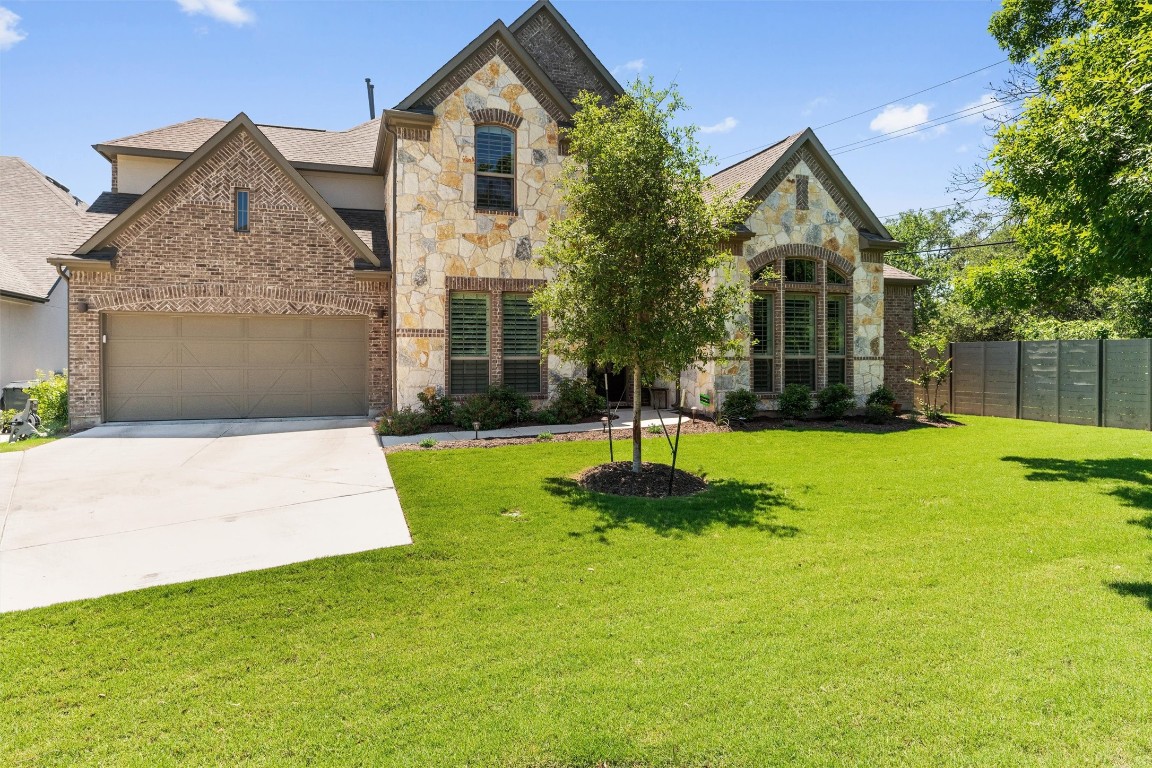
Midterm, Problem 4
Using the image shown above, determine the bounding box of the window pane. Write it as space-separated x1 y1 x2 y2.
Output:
784 259 816 282
784 296 815 355
502 295 540 356
503 360 541 394
752 358 773 393
827 269 848 284
827 358 846 386
451 360 490 394
450 294 488 356
235 189 249 231
784 359 816 389
751 294 772 358
476 126 514 174
476 176 514 210
826 296 846 355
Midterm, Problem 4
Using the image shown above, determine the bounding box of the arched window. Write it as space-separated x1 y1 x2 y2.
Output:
784 259 816 282
827 268 849 284
475 125 515 212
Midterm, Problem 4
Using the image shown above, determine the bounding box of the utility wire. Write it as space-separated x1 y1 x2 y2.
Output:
826 97 1020 153
877 199 990 219
830 110 1024 156
893 239 1017 255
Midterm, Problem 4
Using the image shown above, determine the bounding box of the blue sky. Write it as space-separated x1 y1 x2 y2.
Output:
0 0 1012 218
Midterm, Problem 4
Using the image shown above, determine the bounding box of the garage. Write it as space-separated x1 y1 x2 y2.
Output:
104 313 368 421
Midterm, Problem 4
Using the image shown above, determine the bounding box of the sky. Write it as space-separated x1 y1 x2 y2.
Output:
0 0 1014 219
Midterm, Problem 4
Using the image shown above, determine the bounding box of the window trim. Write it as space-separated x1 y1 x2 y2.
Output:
783 293 817 390
474 124 516 214
234 187 250 233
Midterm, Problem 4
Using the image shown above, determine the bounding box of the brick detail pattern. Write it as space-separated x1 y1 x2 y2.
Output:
511 11 616 104
397 328 447 338
469 108 524 129
68 127 392 426
110 157 119 194
398 127 431 142
795 174 809 210
884 284 916 407
748 243 855 281
860 251 885 263
751 147 868 232
417 38 567 122
444 276 549 399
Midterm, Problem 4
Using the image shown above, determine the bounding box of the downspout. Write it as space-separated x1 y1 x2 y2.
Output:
385 118 399 412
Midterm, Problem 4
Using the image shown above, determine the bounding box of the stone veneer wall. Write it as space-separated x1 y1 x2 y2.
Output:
67 128 391 427
883 284 917 407
392 56 572 408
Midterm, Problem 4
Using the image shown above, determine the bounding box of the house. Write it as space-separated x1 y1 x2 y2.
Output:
0 157 93 408
48 0 923 428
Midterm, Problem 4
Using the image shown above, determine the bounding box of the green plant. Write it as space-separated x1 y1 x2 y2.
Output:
905 331 952 422
377 407 432 437
777 384 811 419
547 377 606 424
453 386 532 431
416 389 455 425
864 403 893 424
534 407 561 426
721 388 758 421
1 408 15 433
866 385 897 410
419 438 438 449
815 383 855 419
22 370 68 432
536 432 554 442
646 424 663 435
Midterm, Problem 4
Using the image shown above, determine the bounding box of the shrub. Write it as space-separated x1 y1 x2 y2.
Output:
864 403 892 424
416 389 454 425
548 377 606 423
778 384 811 419
453 386 532 431
534 407 561 426
377 407 431 436
23 370 68 432
866 385 897 411
1 409 15 433
816 383 855 419
646 424 664 435
419 438 437 449
721 388 758 421
536 432 554 442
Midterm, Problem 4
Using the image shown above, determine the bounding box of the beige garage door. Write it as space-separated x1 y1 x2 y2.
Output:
104 313 368 421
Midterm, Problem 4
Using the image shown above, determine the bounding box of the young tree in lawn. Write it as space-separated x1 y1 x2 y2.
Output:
532 80 753 473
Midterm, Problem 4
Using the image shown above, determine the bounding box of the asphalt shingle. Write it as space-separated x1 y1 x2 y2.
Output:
706 131 806 203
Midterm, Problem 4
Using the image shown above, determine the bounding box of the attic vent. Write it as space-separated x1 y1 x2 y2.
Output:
795 175 809 211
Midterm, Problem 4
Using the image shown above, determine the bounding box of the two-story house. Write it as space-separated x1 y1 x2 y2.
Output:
49 0 923 428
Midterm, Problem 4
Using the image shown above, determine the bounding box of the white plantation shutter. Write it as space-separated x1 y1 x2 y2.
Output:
450 293 490 394
784 295 816 389
751 294 774 393
502 294 541 393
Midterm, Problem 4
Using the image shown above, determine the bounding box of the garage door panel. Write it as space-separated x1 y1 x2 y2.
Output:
105 314 368 421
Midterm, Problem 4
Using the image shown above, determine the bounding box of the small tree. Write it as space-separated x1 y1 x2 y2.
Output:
905 331 952 422
532 80 752 472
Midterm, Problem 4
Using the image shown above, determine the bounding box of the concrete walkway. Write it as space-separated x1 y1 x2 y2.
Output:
0 417 411 612
376 407 690 447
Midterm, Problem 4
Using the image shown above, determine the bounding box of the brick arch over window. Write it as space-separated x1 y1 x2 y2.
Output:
90 285 377 316
468 108 524 129
748 244 854 280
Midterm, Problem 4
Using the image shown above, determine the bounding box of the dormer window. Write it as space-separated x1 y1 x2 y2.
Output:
234 188 250 232
475 125 515 212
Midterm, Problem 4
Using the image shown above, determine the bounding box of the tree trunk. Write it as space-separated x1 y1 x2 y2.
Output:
632 366 642 473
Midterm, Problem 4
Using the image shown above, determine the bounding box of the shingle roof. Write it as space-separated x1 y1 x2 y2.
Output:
705 131 806 203
99 117 381 169
0 157 102 300
883 264 928 284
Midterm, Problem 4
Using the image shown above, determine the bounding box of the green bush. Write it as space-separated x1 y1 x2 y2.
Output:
816 383 856 419
533 407 561 426
721 388 758 421
866 385 897 410
536 432 554 442
419 438 437 449
864 402 893 424
778 384 811 419
1 409 15 433
377 407 431 436
548 377 606 423
453 386 532 431
23 370 68 432
416 389 455 425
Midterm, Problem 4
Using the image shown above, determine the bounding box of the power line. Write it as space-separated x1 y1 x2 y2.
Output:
830 110 1024 156
877 199 991 219
894 239 1017 255
826 97 1020 153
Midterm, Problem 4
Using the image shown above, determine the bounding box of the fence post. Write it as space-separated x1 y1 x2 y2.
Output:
1097 338 1104 427
1056 341 1062 424
981 342 987 417
1016 340 1023 420
947 341 954 414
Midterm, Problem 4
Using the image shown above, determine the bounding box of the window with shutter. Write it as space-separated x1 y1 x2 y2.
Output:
750 294 774 393
784 294 816 389
826 295 846 385
449 293 490 394
502 294 541 394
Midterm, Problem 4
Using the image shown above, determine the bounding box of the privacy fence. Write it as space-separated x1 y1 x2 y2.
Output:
949 340 1152 430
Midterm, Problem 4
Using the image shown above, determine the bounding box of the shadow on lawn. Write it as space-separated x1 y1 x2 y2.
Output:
542 476 800 540
1001 456 1152 510
1109 582 1152 610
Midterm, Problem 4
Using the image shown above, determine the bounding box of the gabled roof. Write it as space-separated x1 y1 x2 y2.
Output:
69 114 383 269
708 128 896 241
394 20 575 121
883 264 928 285
95 117 381 171
0 157 98 301
508 0 623 102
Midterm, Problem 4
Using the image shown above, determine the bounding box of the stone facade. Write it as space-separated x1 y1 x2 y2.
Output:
67 128 391 427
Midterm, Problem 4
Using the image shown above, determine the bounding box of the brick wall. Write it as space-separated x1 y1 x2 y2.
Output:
883 284 916 408
67 127 391 426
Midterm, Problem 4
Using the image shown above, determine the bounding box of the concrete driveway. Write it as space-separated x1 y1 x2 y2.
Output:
0 418 411 612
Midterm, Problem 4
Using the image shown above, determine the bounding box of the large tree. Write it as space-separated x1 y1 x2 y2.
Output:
532 81 752 473
984 0 1152 288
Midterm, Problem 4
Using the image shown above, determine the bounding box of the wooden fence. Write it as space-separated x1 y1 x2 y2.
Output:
948 340 1152 430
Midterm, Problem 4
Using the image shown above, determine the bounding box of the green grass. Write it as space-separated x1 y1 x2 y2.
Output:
3 417 1152 766
0 436 58 452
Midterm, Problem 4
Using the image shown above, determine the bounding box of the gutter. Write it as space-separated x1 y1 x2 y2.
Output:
0 289 50 304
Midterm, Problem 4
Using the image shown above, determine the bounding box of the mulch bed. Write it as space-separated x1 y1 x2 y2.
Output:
577 461 708 498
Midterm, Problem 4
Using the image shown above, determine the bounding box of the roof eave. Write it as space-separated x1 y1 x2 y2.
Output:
0 289 50 303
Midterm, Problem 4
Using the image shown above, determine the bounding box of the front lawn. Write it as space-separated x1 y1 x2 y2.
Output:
0 436 58 453
3 417 1152 766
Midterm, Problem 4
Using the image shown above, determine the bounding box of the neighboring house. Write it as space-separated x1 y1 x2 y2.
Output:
0 157 93 407
49 0 923 427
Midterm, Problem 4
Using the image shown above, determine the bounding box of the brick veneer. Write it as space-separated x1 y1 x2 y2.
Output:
67 128 391 426
884 284 916 407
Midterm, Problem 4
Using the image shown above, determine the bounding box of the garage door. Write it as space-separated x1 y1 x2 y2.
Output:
104 313 368 421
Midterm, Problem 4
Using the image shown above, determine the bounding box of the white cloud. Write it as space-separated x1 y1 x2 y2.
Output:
960 93 1009 124
699 116 738 135
869 103 946 139
176 0 254 26
0 7 27 50
955 144 971 154
801 97 830 117
611 58 645 77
